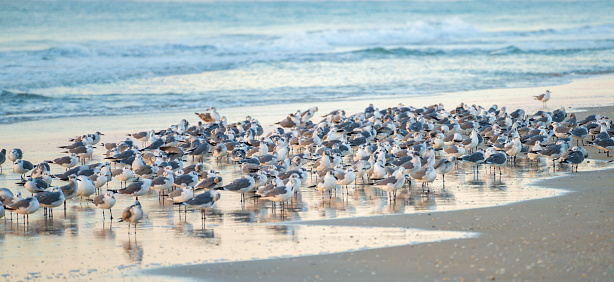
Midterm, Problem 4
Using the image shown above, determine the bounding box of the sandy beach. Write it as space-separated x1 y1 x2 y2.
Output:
1 75 613 281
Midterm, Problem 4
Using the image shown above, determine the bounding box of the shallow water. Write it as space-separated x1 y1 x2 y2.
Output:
0 143 611 280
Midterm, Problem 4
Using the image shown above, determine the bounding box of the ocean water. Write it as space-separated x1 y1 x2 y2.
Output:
1 0 614 124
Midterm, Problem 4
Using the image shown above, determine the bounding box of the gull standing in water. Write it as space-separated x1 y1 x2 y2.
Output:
76 175 97 202
6 196 39 224
120 200 143 234
411 166 437 192
433 156 455 183
184 190 221 222
34 187 65 217
13 159 34 179
559 148 586 172
218 174 255 203
93 191 117 220
115 179 152 200
167 184 194 214
485 151 508 176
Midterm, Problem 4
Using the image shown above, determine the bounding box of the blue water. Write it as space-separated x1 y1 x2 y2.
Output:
1 0 614 124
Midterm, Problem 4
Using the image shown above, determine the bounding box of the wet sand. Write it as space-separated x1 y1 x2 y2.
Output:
141 78 614 281
146 165 613 281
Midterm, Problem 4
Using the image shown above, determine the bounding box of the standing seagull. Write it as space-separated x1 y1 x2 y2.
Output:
183 190 221 221
112 166 134 188
485 152 508 176
115 179 152 200
5 196 40 224
120 200 143 234
218 174 255 203
167 184 194 213
60 175 78 210
48 153 79 170
559 149 585 172
34 187 65 217
13 159 34 179
93 191 117 220
534 90 551 107
411 166 437 191
76 175 97 201
433 156 456 183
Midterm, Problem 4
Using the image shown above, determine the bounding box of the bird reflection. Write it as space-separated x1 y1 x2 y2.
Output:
94 226 116 240
228 210 256 223
411 193 437 211
123 240 144 264
489 179 507 190
172 221 193 234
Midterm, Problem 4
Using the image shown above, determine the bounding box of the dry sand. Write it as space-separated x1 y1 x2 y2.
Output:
142 81 614 281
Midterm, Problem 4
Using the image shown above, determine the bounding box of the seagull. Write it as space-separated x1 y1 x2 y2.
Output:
314 170 338 196
411 166 437 191
34 187 65 217
570 126 589 146
151 167 175 196
0 188 14 203
589 137 614 157
112 166 134 188
48 153 79 170
218 174 255 203
183 190 221 221
23 176 49 195
92 191 117 220
7 148 23 162
59 175 78 210
433 156 456 182
76 175 97 201
65 145 94 165
5 196 39 224
484 152 508 176
373 167 408 200
260 178 299 209
120 200 143 233
539 141 569 166
115 179 152 200
459 149 486 176
173 171 199 188
13 159 34 179
559 149 585 172
195 107 221 124
167 184 194 213
534 90 551 107
133 164 159 179
194 176 224 190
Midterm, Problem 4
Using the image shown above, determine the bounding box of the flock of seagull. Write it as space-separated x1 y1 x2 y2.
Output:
1 90 614 233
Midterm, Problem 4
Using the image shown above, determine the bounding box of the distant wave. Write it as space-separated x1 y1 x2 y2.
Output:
5 21 614 61
0 90 53 102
